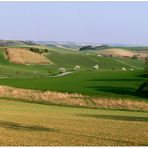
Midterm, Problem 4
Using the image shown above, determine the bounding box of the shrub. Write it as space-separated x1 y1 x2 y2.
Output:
137 81 148 97
121 67 127 71
74 65 80 71
145 60 148 74
93 64 99 70
132 54 141 60
59 67 66 74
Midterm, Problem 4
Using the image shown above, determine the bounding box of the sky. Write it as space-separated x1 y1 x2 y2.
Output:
0 2 148 45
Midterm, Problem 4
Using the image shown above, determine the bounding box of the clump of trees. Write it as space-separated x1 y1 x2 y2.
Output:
132 54 141 60
29 48 48 54
79 45 108 51
80 45 96 51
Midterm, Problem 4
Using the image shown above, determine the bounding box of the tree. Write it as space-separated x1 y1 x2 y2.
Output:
145 60 148 74
132 54 141 60
59 67 66 74
74 65 80 71
93 64 99 70
137 60 148 97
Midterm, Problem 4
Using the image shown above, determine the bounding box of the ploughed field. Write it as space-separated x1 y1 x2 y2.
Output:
0 99 148 146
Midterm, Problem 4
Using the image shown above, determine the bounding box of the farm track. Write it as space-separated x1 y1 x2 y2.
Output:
0 71 74 79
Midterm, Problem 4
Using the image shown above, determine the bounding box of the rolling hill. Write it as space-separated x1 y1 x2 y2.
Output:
0 41 147 146
0 43 146 77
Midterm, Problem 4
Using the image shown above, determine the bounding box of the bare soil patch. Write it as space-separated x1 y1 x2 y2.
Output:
0 85 147 111
97 48 148 58
5 48 52 64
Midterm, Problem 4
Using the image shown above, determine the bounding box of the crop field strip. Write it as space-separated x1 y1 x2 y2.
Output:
0 99 148 146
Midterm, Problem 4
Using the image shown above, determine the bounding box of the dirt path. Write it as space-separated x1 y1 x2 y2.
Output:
49 71 74 77
0 71 74 79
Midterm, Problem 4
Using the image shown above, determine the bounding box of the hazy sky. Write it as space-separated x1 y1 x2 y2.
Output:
0 2 148 45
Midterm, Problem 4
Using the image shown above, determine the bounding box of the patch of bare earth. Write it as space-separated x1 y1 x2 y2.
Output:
5 48 52 64
97 48 134 57
97 48 148 58
0 86 148 111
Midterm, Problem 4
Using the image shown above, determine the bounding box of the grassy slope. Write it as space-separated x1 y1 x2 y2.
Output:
0 71 146 100
46 47 144 70
0 45 146 100
0 49 52 76
0 99 148 146
0 45 145 75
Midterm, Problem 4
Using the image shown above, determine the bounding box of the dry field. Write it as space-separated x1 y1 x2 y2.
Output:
97 48 148 58
5 48 52 64
0 99 148 146
0 85 147 111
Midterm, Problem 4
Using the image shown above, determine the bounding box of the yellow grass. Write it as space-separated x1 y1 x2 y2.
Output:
97 48 148 57
0 85 148 111
5 48 52 64
0 99 148 146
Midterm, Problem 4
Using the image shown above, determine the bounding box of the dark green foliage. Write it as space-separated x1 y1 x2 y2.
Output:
79 45 108 51
29 47 48 54
80 45 96 51
145 60 148 74
137 81 148 97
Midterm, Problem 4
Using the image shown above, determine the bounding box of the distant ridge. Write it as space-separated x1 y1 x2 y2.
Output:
0 40 38 47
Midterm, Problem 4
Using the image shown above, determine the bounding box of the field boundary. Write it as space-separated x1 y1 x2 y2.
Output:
0 85 148 112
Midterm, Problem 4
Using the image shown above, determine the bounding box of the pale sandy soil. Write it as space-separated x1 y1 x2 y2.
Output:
5 48 52 64
97 48 148 57
0 85 147 111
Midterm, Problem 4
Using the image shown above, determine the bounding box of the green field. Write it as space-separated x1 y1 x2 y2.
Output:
0 71 146 100
0 99 148 146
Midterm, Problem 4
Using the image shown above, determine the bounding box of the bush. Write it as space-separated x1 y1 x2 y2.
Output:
59 67 66 74
132 54 141 60
74 65 80 71
93 64 99 70
121 67 127 71
145 60 148 74
29 48 48 54
137 81 148 97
